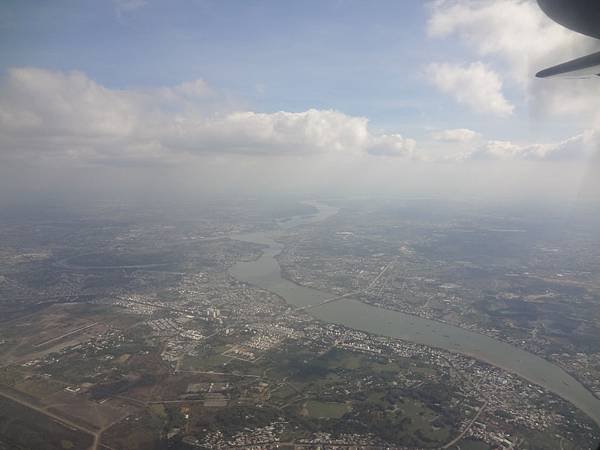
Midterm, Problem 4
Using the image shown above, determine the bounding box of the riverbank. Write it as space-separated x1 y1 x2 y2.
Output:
228 203 600 427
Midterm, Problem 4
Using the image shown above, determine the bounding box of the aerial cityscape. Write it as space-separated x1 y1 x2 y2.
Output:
0 198 599 449
2 0 600 449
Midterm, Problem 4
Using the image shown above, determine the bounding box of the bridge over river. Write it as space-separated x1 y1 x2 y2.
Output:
229 202 600 427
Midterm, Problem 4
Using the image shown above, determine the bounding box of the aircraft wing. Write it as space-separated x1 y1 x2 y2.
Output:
536 50 600 78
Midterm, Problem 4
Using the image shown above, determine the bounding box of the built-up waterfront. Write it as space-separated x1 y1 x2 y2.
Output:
230 202 600 427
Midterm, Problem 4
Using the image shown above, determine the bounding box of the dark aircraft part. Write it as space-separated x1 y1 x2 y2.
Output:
536 0 600 78
537 0 600 39
536 50 600 78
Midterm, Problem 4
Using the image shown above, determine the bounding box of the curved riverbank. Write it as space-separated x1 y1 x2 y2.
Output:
228 204 600 427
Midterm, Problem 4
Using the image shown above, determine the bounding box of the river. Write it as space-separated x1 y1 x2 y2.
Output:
229 202 600 426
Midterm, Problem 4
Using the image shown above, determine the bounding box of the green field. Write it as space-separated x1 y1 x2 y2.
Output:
0 397 94 450
460 439 491 450
305 400 350 418
320 348 412 375
181 352 231 371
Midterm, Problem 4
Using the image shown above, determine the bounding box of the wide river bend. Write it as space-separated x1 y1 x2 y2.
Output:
229 203 600 426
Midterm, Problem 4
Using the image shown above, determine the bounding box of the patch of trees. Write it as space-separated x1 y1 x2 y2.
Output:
89 373 157 400
330 403 416 445
191 406 280 436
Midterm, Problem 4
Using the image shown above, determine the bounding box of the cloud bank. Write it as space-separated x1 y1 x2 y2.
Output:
431 128 480 142
427 0 600 121
0 68 416 167
0 67 590 169
460 131 598 161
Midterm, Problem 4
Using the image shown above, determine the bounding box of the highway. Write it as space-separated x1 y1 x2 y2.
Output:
296 261 394 312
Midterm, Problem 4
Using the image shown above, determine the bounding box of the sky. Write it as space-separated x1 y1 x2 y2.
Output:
1 0 600 205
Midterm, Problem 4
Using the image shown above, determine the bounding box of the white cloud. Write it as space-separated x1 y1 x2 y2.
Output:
426 62 514 117
431 128 480 142
366 134 416 157
160 109 372 156
113 0 147 17
0 67 415 167
427 0 600 120
1 67 591 168
460 131 598 161
0 68 140 139
427 0 600 167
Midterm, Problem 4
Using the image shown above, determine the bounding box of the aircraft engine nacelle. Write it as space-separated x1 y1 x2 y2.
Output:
537 0 600 40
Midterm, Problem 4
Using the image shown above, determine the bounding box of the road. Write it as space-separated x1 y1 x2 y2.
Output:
365 261 393 290
0 387 98 450
296 261 394 312
438 356 490 449
0 384 137 450
295 290 359 312
34 322 99 348
442 400 489 449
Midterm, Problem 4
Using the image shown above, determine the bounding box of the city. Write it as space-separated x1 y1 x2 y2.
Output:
0 198 598 449
2 1 600 449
